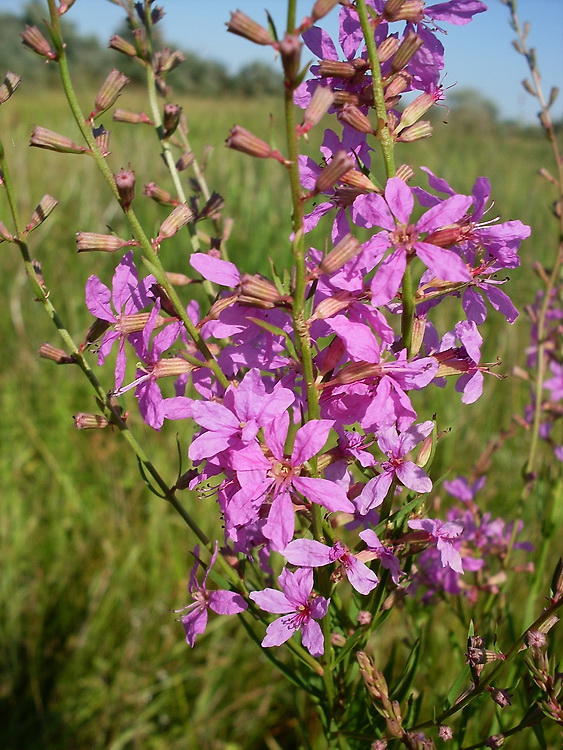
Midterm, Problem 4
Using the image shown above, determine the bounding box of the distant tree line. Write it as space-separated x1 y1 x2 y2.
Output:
0 0 282 96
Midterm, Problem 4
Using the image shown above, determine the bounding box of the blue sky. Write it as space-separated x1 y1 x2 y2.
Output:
2 0 561 122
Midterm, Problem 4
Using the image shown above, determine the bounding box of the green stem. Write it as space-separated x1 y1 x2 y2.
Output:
401 260 415 355
355 0 396 179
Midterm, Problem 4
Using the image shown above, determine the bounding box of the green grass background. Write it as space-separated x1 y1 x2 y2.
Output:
0 84 561 749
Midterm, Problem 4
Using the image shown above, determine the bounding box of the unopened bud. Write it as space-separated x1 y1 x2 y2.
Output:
300 85 334 134
319 60 356 79
76 232 134 253
226 10 274 46
21 25 57 60
395 163 414 182
157 203 193 240
176 151 194 171
485 734 505 749
93 125 110 157
425 225 465 248
144 182 178 206
154 49 185 75
199 192 225 220
74 413 110 430
89 69 130 120
315 151 356 193
317 335 346 374
25 194 58 233
384 71 411 102
113 109 152 125
385 0 424 23
108 34 137 57
396 120 433 142
391 30 424 73
416 431 434 468
279 33 302 86
0 221 14 241
162 103 182 137
166 272 192 286
378 35 400 64
311 0 339 22
39 343 75 364
311 292 353 321
320 234 361 274
410 314 426 356
226 125 286 163
114 167 135 209
398 92 436 130
340 169 379 192
239 273 286 306
174 468 198 491
339 103 374 133
30 126 87 154
0 71 21 105
58 0 78 13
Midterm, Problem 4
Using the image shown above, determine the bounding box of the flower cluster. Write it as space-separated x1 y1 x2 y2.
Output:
80 0 532 661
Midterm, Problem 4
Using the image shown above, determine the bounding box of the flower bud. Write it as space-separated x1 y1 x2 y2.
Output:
25 195 58 234
157 203 193 240
339 103 374 134
108 34 137 57
339 169 379 192
30 126 87 154
93 124 110 157
39 343 75 364
144 182 177 206
487 687 512 708
319 234 361 274
162 103 182 137
315 151 356 193
113 109 152 125
390 31 424 73
76 232 133 253
238 273 287 307
319 60 356 79
311 292 353 321
384 0 424 23
114 167 135 209
21 25 57 60
425 225 466 248
378 36 400 64
384 71 411 102
154 49 185 75
83 318 111 344
396 120 433 142
89 69 130 121
0 221 14 242
176 151 194 171
299 85 334 135
0 71 21 105
279 33 302 86
226 125 286 163
311 0 339 22
226 10 274 46
398 92 436 130
74 413 110 430
199 192 225 221
317 335 346 375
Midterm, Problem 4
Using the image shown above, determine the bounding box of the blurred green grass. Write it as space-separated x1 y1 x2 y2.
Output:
0 85 560 749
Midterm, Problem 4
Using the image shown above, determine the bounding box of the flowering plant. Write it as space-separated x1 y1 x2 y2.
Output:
2 0 562 746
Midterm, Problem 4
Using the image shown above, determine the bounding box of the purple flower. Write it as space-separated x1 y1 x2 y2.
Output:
359 529 403 584
228 414 355 550
249 567 329 656
175 544 247 647
357 421 434 514
85 251 155 389
188 369 295 463
408 518 464 573
283 538 379 595
352 177 472 304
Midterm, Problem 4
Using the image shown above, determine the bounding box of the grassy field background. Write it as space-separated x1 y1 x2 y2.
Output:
0 83 561 749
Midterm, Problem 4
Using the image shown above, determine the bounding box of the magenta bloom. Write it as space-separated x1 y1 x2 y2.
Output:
176 545 247 647
352 177 472 304
250 567 329 657
357 421 434 514
283 538 379 595
85 251 155 389
229 413 355 550
408 518 464 573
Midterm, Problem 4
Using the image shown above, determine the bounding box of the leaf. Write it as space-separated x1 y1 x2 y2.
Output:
391 638 421 704
136 456 166 499
443 665 471 711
